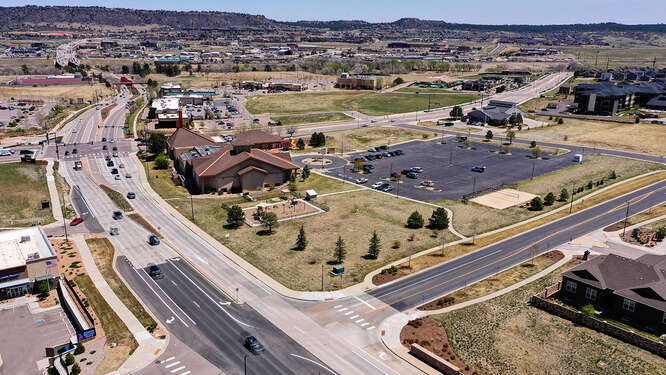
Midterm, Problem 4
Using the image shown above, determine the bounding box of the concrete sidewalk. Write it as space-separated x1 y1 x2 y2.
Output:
46 159 63 222
72 235 167 375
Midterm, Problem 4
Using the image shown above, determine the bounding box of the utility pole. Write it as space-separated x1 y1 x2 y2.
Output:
569 183 575 214
190 194 195 221
622 201 631 237
61 193 68 242
531 160 535 180
321 264 324 291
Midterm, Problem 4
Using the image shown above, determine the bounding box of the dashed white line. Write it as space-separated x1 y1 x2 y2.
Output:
333 304 342 309
179 371 191 375
344 311 353 316
337 307 347 312
355 319 364 323
361 322 369 327
366 326 376 330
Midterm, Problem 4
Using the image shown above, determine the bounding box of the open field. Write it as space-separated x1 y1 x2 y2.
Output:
170 188 458 291
558 46 666 68
0 162 54 227
297 125 434 153
86 238 158 332
73 274 138 375
0 83 113 101
146 71 334 88
419 251 563 310
434 154 664 236
434 259 666 375
271 112 353 126
519 118 666 156
246 91 481 116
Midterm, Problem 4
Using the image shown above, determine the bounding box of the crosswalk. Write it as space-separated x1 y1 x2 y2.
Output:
159 356 192 375
332 304 376 330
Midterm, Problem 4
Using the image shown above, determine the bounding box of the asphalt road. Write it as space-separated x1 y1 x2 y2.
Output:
367 178 666 312
117 256 333 375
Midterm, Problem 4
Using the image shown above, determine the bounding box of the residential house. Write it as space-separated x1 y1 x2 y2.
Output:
560 253 666 335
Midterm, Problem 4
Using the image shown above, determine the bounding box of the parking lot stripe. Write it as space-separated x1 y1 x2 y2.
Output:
355 319 364 323
361 322 369 327
164 361 181 368
333 304 342 309
337 307 347 312
366 326 376 330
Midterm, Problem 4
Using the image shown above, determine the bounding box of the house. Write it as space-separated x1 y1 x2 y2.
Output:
560 253 666 335
168 128 298 193
466 100 523 126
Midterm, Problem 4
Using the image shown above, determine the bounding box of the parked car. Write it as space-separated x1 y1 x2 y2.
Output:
367 148 377 152
371 182 384 189
410 167 424 173
394 150 404 155
382 184 393 192
354 178 368 184
244 335 265 353
148 234 160 246
70 217 84 226
405 172 419 179
148 265 163 279
471 165 486 173
112 211 123 220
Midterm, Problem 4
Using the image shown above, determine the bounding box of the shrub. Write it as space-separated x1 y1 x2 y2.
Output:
71 362 81 375
586 181 593 190
392 240 401 249
558 188 569 202
530 140 536 148
74 343 85 355
428 207 449 230
656 227 666 241
154 154 169 169
65 353 75 366
407 211 424 229
530 197 543 211
609 170 617 179
582 304 596 316
557 118 564 124
544 192 555 206
226 205 245 228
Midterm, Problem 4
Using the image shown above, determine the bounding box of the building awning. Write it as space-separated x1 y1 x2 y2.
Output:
0 277 29 289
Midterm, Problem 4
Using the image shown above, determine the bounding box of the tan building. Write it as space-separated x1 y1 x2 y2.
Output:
336 72 389 90
0 227 59 300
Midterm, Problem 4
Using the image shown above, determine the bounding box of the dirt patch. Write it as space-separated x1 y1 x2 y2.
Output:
620 228 664 248
127 212 162 238
372 266 410 286
401 317 485 375
100 103 117 122
52 238 87 279
243 198 322 225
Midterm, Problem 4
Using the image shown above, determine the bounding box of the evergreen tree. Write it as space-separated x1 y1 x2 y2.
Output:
485 130 493 141
226 205 245 228
544 192 556 206
428 208 449 230
295 225 307 250
407 211 424 229
296 138 305 150
530 197 544 211
333 235 346 264
302 165 311 180
558 188 569 202
367 231 381 259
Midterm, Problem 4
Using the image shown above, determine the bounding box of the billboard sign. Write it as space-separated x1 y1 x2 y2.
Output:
76 328 96 342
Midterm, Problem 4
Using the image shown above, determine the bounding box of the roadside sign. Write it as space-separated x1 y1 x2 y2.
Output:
76 328 96 342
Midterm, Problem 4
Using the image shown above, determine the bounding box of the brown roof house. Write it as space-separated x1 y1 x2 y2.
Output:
560 253 666 335
168 128 299 193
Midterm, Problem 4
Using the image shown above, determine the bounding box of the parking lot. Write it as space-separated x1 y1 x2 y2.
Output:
324 137 576 202
0 99 54 130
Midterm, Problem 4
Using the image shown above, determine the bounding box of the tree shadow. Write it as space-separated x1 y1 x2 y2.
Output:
361 254 377 260
256 229 274 236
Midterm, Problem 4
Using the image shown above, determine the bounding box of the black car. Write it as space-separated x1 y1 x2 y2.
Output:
148 234 160 246
244 336 265 353
112 146 118 151
112 211 123 220
471 165 486 173
374 154 382 159
72 149 78 154
378 145 388 151
405 172 419 179
107 160 114 167
64 151 70 156
126 192 136 199
111 168 118 174
394 150 404 155
102 137 107 142
102 145 108 150
148 265 163 279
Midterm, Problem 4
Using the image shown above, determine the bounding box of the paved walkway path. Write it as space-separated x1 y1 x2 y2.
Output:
73 235 167 375
46 159 63 222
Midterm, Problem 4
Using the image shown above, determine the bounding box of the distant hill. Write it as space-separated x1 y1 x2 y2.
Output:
0 5 275 29
1 6 665 33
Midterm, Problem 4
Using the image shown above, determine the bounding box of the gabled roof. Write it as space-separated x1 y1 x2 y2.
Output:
194 148 299 177
237 166 268 175
563 254 666 312
232 130 282 147
167 127 216 150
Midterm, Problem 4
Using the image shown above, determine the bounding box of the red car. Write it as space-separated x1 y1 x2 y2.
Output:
70 217 84 226
138 142 147 147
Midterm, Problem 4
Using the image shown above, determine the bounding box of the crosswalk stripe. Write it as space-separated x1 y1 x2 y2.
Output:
171 366 186 373
349 315 358 319
367 326 376 330
165 361 181 368
160 357 175 364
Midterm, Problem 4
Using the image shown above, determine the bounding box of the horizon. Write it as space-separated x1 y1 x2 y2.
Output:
7 1 666 25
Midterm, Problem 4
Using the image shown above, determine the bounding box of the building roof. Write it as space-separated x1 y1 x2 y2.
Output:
180 145 229 162
563 254 666 312
232 130 283 147
237 166 268 175
194 148 299 177
167 127 216 150
647 95 666 108
0 227 56 270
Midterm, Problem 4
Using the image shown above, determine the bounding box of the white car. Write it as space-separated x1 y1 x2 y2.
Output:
72 128 77 133
355 178 368 184
371 182 384 189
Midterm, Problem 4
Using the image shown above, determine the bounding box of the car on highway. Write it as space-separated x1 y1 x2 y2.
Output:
72 149 78 154
110 139 115 143
119 163 124 168
72 128 77 133
148 235 160 246
361 124 369 127
102 137 107 142
102 145 108 150
70 217 84 226
471 165 486 173
126 192 136 199
111 168 118 174
114 175 121 180
110 226 119 235
112 146 118 151
244 335 265 353
112 211 123 220
107 160 114 167
112 152 118 157
64 151 70 156
148 265 163 279
125 173 132 179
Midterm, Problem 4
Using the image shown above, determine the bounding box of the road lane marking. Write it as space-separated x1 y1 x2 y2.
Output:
167 259 253 328
192 301 200 309
353 295 376 309
334 304 342 309
344 311 353 315
165 316 175 324
365 185 666 314
351 351 388 375
170 366 186 373
366 326 376 330
179 371 191 375
355 319 364 323
141 269 197 325
289 354 337 375
361 322 369 326
164 361 180 368
337 307 347 312
133 269 190 327
349 315 359 319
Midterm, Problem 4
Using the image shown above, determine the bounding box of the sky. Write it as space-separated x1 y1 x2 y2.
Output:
7 0 666 25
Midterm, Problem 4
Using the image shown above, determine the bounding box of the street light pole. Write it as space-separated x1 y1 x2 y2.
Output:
622 201 631 237
569 183 575 214
190 194 195 221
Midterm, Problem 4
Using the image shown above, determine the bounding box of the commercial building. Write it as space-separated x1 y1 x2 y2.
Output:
560 253 666 335
0 227 59 300
336 72 389 90
466 100 523 126
574 81 665 115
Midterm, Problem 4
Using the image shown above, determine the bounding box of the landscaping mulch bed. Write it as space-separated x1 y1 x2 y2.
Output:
401 317 485 375
372 266 409 286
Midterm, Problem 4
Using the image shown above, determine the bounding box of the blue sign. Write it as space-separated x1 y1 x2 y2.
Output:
77 328 96 341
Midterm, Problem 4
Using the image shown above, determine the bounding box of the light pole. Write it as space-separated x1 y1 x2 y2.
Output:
190 194 195 221
622 201 631 237
569 182 575 214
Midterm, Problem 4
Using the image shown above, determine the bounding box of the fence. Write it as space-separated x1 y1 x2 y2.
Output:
530 286 666 358
409 343 462 375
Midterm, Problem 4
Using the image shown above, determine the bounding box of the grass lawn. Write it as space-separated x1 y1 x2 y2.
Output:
296 125 435 153
518 118 666 156
170 189 459 291
434 154 665 237
433 259 666 375
147 71 333 88
53 161 75 219
419 251 563 310
100 185 133 212
0 83 113 101
140 153 189 199
73 274 138 375
271 112 353 126
86 238 158 332
519 93 574 113
246 91 480 116
397 87 460 94
0 162 54 227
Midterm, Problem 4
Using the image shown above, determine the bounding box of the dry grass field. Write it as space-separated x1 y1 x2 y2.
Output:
0 162 54 227
435 154 664 236
295 125 434 153
0 83 113 101
435 260 666 375
146 71 334 88
170 189 459 291
271 112 353 126
519 118 666 156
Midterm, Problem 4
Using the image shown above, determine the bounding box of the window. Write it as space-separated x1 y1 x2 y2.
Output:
565 280 577 293
622 298 635 312
585 287 597 301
